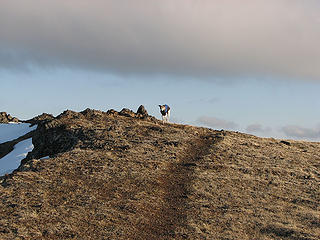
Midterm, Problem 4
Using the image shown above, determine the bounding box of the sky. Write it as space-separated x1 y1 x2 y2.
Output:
1 0 320 141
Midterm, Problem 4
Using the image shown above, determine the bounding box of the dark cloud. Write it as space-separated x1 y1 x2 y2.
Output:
246 124 272 133
197 116 238 130
1 0 320 80
282 125 320 139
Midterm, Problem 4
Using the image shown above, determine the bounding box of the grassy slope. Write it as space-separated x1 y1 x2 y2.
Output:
0 109 319 239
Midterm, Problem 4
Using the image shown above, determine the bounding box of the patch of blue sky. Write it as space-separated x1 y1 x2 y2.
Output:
1 68 320 140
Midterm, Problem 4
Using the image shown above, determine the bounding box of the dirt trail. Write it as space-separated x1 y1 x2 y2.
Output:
135 134 223 239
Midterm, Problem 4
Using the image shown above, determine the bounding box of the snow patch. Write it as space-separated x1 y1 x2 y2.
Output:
0 123 37 144
0 138 34 175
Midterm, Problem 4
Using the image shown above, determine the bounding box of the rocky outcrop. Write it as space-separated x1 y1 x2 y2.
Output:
25 107 155 161
137 105 148 118
25 113 54 126
0 112 19 123
119 107 155 120
119 108 136 118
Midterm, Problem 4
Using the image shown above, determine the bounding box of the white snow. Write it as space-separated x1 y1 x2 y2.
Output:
0 123 37 144
40 156 50 160
0 138 34 175
0 123 38 175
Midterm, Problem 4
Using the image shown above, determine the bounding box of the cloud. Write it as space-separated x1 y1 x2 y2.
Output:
170 116 186 125
246 124 272 133
197 116 238 130
1 0 320 80
282 125 320 139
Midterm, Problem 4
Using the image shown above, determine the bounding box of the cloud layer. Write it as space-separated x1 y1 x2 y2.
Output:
1 0 320 80
246 124 272 134
282 125 320 139
197 116 238 130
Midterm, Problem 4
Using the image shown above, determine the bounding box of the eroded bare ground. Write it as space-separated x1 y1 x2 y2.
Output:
0 109 319 239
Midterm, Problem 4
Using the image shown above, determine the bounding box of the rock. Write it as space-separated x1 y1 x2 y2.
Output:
26 113 55 125
136 105 148 117
106 109 118 115
0 112 19 123
81 108 104 118
12 117 19 123
119 108 136 118
280 140 291 146
57 110 81 119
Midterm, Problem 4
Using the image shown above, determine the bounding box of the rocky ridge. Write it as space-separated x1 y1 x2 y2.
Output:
0 112 19 123
0 106 319 239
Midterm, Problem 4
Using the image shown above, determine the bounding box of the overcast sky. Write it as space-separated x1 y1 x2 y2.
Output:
1 0 320 141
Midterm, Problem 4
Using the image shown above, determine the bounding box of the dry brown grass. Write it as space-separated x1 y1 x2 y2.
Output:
0 109 319 239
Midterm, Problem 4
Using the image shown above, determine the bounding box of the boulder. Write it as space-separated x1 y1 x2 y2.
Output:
136 105 148 117
0 112 19 123
119 108 136 118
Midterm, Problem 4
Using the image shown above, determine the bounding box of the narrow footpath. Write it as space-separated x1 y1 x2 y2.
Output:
135 133 223 239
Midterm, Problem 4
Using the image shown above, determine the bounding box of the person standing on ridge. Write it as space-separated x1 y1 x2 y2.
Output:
159 104 170 123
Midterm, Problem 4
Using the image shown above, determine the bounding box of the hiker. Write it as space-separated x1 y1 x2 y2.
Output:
159 104 170 123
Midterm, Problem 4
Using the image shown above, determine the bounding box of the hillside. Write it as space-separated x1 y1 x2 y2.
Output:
0 107 319 240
